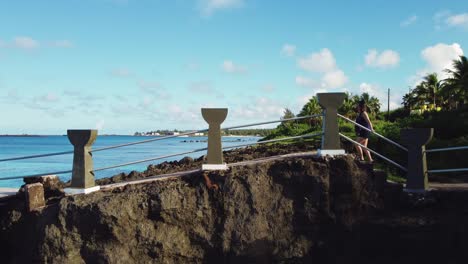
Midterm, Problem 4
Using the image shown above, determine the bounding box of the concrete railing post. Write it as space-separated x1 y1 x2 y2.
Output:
317 92 346 156
401 128 433 192
201 108 228 170
65 129 100 195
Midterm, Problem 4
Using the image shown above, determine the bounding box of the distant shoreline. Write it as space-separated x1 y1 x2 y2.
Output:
0 134 259 138
0 135 44 137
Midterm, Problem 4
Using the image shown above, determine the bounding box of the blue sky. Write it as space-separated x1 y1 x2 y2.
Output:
0 0 467 134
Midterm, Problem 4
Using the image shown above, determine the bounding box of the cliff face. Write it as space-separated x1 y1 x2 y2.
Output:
0 155 383 263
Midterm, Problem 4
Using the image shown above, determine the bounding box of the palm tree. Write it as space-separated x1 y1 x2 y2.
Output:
338 92 357 117
402 92 419 110
359 93 381 115
298 96 322 128
406 73 442 110
421 73 442 106
443 55 468 109
298 96 321 117
411 83 428 107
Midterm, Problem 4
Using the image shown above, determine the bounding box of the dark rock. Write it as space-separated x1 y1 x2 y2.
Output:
24 183 45 212
2 142 467 263
0 155 387 263
179 156 194 165
22 175 64 201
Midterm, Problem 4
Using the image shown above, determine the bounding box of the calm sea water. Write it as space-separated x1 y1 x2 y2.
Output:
0 135 260 188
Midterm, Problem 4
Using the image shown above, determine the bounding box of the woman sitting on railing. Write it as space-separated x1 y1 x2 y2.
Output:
355 100 374 162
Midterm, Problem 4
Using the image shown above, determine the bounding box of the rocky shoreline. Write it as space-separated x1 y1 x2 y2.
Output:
1 142 467 263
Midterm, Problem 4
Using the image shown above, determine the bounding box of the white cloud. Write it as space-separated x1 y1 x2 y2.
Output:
185 62 200 71
296 92 326 110
231 96 284 122
1 37 72 50
50 40 73 48
163 104 203 125
420 43 464 79
359 83 400 110
434 11 468 30
322 70 348 88
295 76 318 88
365 49 400 68
137 80 160 89
95 120 105 131
400 15 418 27
296 74 347 90
63 90 82 97
222 60 247 74
261 84 275 93
297 48 336 73
297 94 314 107
111 68 132 78
13 36 39 49
188 81 215 93
446 13 468 29
296 48 349 89
199 0 244 16
0 89 23 104
281 44 296 57
37 93 60 103
137 80 172 100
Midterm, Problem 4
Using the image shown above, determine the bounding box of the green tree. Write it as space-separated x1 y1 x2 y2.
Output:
443 55 468 109
298 96 321 117
402 92 419 110
282 108 295 119
278 108 296 131
359 92 381 115
409 73 443 108
298 96 322 128
421 73 442 106
338 92 357 117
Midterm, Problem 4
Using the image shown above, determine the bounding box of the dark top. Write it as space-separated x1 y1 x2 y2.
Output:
355 112 371 138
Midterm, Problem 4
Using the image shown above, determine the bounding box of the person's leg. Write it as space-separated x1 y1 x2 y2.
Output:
362 138 373 161
355 137 364 160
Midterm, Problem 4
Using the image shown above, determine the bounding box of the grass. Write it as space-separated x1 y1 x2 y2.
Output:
387 174 406 184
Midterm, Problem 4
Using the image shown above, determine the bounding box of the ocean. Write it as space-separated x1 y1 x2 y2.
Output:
0 135 260 188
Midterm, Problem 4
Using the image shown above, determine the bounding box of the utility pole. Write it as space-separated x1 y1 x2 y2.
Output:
387 88 390 121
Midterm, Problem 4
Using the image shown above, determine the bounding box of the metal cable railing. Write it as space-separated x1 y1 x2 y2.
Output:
92 132 323 173
222 132 323 150
427 168 468 174
0 129 323 181
337 113 408 152
93 148 208 172
91 129 209 153
0 169 73 181
339 133 407 172
223 114 323 131
425 145 468 174
0 114 323 164
92 114 323 153
0 150 73 162
425 145 468 153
